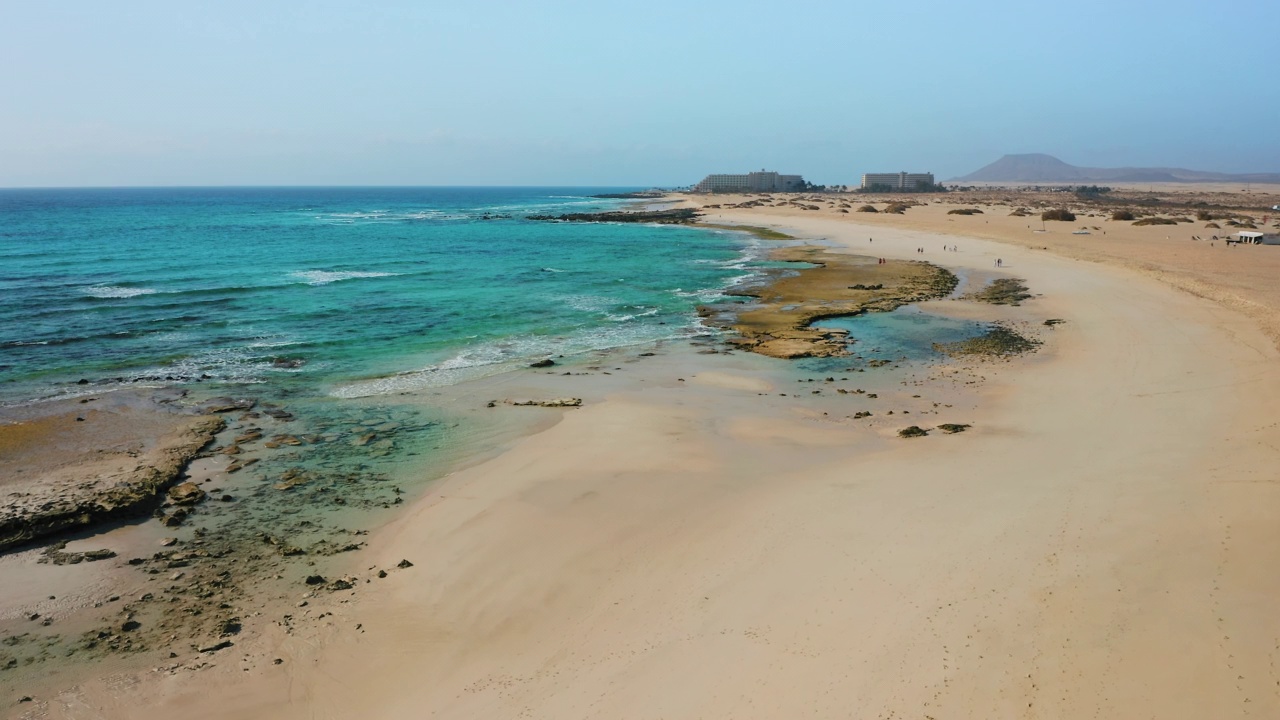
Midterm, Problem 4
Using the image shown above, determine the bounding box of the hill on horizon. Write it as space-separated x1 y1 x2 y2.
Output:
952 153 1280 184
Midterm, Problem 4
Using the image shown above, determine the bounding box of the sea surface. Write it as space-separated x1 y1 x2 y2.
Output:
0 187 761 405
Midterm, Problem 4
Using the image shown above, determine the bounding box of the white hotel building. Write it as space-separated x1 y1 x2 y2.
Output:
693 170 805 193
860 172 935 190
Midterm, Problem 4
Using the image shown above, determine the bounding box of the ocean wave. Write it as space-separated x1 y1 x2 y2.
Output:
81 285 159 299
290 270 402 286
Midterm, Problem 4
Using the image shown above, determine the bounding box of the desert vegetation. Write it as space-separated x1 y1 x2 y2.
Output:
1041 209 1076 221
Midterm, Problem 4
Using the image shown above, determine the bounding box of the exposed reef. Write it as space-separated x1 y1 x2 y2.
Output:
528 208 701 224
966 278 1033 306
704 246 958 359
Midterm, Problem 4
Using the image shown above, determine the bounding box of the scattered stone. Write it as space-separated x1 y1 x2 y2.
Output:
508 398 582 408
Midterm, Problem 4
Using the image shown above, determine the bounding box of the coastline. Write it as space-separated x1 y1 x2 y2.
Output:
11 203 1278 718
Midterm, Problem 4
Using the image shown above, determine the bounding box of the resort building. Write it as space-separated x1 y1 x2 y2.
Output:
860 172 935 191
693 170 805 193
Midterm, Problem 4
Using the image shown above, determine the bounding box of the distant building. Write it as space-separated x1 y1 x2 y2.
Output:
861 172 935 191
693 170 805 193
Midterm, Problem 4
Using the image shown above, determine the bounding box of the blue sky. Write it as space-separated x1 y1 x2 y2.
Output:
2 0 1277 187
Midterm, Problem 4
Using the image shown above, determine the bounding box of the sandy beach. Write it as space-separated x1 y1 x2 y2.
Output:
13 199 1280 718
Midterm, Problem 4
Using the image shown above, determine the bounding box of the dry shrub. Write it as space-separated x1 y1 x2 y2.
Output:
1041 209 1076 222
856 205 878 213
883 203 911 214
1204 222 1221 229
1111 210 1135 221
1009 208 1030 217
1132 217 1177 226
947 208 983 215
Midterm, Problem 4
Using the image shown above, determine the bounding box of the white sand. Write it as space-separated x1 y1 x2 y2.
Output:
35 213 1280 719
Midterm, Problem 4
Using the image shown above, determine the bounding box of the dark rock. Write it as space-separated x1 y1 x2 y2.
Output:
121 620 141 632
199 397 256 414
529 359 556 368
167 482 206 506
304 575 326 585
197 640 234 653
377 570 388 579
396 559 414 569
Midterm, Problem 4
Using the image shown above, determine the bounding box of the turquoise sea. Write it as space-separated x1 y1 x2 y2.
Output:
0 187 760 405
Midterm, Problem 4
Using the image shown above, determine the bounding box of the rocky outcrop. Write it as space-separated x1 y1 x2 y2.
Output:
528 208 700 224
0 416 224 552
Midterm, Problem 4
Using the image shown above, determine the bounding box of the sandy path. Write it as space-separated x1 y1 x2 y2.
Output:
70 214 1280 719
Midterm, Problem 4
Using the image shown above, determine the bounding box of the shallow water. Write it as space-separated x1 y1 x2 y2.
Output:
803 305 988 371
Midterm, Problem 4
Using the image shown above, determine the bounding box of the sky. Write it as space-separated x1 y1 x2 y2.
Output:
2 0 1277 187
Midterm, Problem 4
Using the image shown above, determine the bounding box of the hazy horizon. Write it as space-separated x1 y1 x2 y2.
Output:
3 0 1278 188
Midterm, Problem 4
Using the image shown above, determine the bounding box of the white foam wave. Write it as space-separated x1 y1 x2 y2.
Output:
290 270 401 286
332 321 689 398
560 294 617 313
81 285 158 299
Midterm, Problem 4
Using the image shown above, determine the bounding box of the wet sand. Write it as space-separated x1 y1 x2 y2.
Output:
17 203 1280 718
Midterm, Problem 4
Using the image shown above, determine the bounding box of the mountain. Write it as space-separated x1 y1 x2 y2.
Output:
952 154 1280 184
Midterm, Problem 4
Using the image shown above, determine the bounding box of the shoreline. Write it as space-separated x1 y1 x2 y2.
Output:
7 203 1280 717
